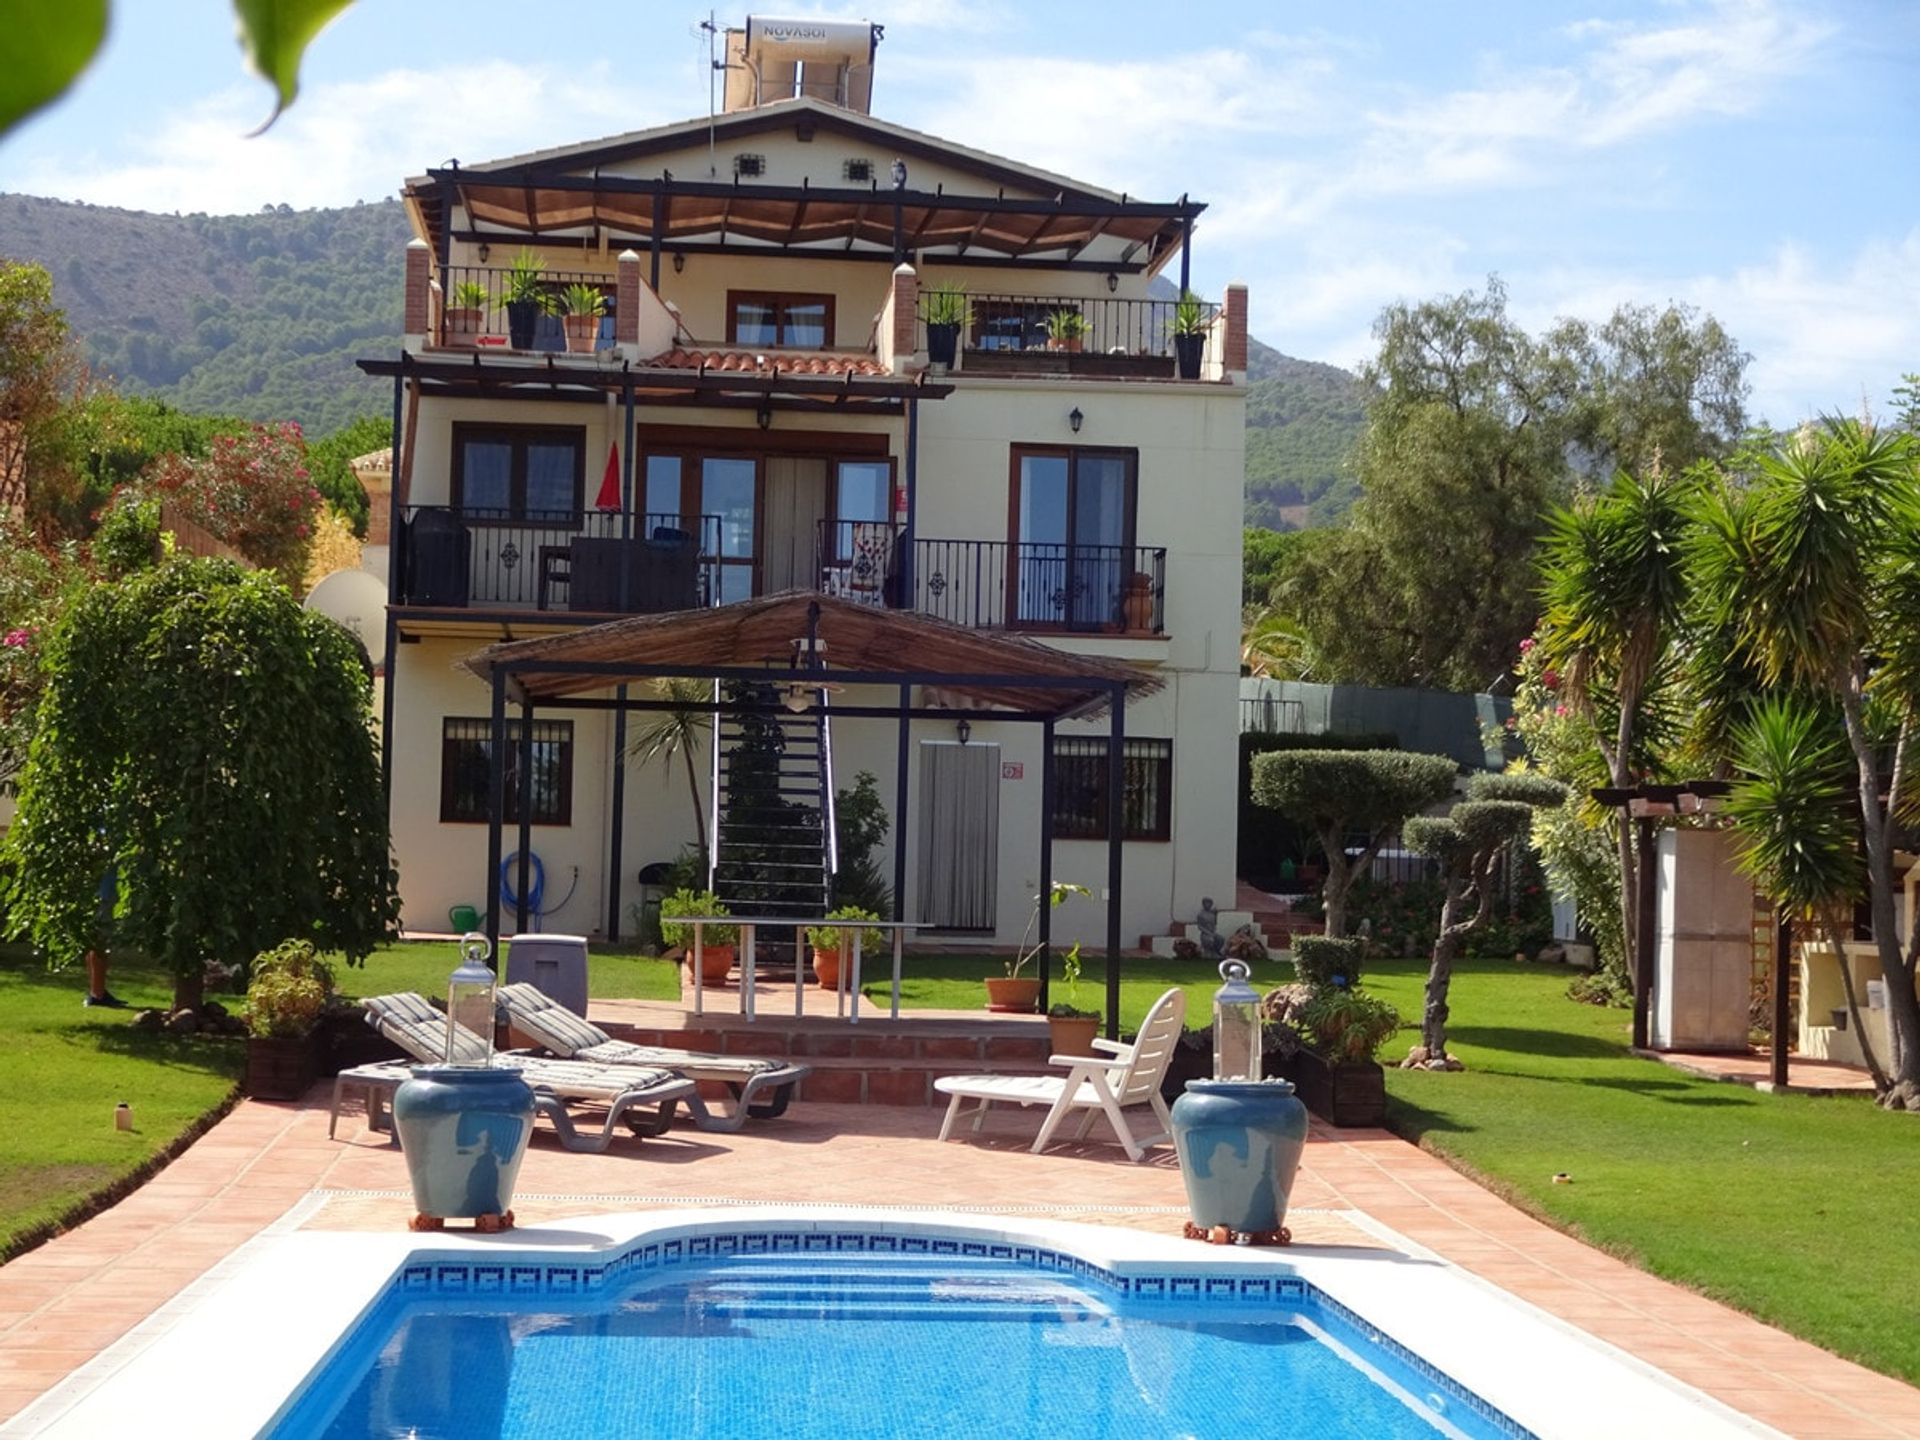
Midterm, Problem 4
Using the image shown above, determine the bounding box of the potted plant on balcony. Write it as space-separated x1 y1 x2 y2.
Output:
987 881 1090 1012
660 888 737 986
502 248 550 350
559 282 604 354
923 285 970 371
1043 307 1089 353
1045 942 1100 1056
241 938 335 1101
446 280 489 346
807 904 881 990
1122 571 1155 631
1171 290 1208 379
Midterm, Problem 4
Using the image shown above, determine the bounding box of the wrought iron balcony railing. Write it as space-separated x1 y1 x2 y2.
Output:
816 520 1166 635
914 292 1219 380
396 507 722 614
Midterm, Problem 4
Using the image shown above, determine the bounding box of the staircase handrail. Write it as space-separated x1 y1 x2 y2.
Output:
819 690 839 887
706 677 722 893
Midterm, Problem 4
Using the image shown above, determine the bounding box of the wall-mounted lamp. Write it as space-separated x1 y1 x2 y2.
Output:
477 242 491 263
1068 407 1084 435
955 717 972 745
890 158 908 190
756 400 773 431
1105 272 1118 294
672 250 686 274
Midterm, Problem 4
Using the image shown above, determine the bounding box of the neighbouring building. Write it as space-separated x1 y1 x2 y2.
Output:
356 17 1247 954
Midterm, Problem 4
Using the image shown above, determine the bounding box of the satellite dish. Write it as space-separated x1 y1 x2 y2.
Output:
304 569 387 652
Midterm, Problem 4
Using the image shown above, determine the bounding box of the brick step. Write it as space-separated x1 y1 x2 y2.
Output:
790 1055 1056 1107
605 1021 1055 1067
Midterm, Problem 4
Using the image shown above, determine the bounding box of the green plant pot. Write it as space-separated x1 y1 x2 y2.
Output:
1171 1078 1308 1236
392 1065 536 1226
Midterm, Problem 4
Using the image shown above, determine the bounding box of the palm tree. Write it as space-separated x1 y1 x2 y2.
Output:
1537 467 1697 992
1688 418 1920 1108
626 676 713 865
1724 699 1887 1090
1241 603 1316 680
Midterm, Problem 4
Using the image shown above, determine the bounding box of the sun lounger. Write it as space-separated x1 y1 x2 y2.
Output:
496 982 811 1131
933 988 1186 1162
359 992 704 1152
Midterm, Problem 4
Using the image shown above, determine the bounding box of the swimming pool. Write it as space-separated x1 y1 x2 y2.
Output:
271 1240 1522 1439
13 1209 1782 1439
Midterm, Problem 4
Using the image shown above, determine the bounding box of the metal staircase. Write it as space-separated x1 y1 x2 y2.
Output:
708 681 837 966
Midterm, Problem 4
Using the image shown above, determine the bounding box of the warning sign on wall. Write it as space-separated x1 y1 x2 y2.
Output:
1002 762 1024 780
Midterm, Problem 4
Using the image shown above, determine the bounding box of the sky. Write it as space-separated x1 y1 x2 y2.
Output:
1 0 1915 425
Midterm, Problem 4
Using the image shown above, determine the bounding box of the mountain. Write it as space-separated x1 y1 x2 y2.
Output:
0 193 1367 518
0 192 408 436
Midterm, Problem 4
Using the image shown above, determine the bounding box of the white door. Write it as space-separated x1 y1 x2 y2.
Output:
917 741 1000 931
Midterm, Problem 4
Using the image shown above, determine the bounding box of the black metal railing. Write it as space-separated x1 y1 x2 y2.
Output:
434 263 617 350
397 506 721 613
815 520 1167 634
915 292 1218 375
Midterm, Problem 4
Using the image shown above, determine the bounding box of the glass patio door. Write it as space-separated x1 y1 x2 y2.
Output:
1013 449 1134 628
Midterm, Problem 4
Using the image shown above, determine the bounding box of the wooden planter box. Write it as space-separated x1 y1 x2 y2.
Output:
245 1035 319 1101
317 1007 406 1077
1282 1048 1387 1128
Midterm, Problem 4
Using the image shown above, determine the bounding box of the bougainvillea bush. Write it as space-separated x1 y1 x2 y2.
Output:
146 422 321 587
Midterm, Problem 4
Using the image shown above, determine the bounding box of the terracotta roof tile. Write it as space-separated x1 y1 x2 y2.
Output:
650 347 889 379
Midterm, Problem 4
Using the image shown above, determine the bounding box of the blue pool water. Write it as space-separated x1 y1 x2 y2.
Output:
274 1249 1525 1440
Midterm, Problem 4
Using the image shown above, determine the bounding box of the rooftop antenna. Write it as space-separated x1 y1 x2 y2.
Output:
701 10 722 179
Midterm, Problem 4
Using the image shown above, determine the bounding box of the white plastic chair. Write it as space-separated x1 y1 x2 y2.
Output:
933 987 1186 1162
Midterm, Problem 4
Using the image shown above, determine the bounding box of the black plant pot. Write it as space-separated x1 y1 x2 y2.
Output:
926 321 961 369
1281 1047 1387 1128
1173 332 1205 380
505 299 541 350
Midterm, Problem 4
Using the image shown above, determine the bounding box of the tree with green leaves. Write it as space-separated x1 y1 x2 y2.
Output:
1285 279 1746 690
3 1 352 137
1535 466 1699 994
0 258 82 529
1404 771 1568 1065
1249 749 1458 936
1724 699 1887 1091
2 557 398 1008
304 414 391 535
626 676 713 866
1688 418 1920 1108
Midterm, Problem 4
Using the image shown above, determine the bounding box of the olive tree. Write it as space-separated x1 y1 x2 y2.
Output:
1403 772 1568 1065
2 558 399 1008
1249 749 1458 936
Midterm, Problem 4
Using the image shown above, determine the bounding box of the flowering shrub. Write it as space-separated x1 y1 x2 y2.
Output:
147 422 320 587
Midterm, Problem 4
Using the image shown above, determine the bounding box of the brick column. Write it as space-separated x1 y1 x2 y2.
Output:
889 263 918 374
403 239 430 347
616 249 641 348
1222 281 1249 378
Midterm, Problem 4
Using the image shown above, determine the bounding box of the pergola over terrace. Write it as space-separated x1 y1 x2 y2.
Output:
461 592 1161 1033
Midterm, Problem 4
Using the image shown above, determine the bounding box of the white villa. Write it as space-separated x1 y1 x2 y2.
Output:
356 18 1248 960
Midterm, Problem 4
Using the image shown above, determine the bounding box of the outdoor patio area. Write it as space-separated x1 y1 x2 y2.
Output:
3 1079 1918 1439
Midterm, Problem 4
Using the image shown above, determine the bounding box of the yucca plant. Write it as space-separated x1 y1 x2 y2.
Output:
1171 289 1208 336
560 282 604 317
449 280 488 312
922 285 970 328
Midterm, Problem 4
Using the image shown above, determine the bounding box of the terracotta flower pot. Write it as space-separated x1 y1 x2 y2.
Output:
984 976 1041 1013
443 308 485 346
1047 1013 1101 1057
563 314 598 352
690 943 734 985
812 945 847 990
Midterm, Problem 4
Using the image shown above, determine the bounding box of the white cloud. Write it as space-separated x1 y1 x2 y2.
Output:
4 61 652 213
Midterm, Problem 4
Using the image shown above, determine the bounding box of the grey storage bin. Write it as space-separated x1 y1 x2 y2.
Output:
504 933 589 1022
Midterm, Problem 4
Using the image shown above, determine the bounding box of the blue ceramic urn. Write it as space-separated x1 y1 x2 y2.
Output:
1171 1079 1309 1239
391 1065 537 1229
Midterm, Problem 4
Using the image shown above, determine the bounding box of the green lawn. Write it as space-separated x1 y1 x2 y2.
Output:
1360 957 1920 1387
0 945 242 1259
865 953 1299 1032
331 941 682 1004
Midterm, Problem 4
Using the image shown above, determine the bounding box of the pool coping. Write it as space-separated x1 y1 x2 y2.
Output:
6 1205 1784 1440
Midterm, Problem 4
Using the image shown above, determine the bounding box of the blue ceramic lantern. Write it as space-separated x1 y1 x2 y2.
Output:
391 934 536 1233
